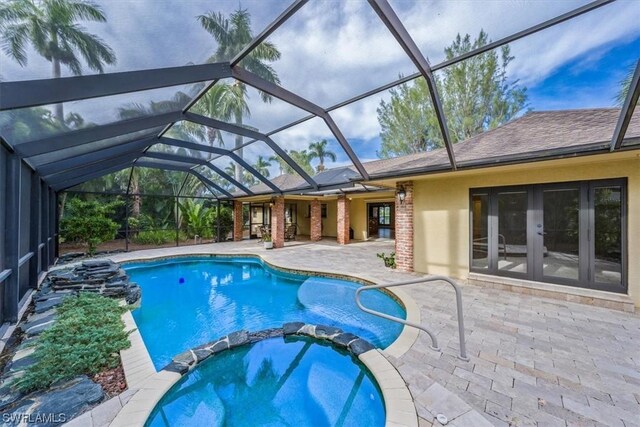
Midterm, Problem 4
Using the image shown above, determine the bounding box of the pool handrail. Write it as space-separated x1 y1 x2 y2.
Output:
355 275 469 361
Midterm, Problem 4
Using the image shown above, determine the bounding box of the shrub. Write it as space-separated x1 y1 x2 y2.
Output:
60 198 123 255
377 252 396 269
133 229 177 245
180 200 210 239
208 206 233 242
17 294 130 392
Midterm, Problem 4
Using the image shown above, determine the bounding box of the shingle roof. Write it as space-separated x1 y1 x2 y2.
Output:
240 108 639 196
364 108 640 176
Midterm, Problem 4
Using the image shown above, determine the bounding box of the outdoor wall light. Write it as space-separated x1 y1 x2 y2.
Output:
397 186 406 204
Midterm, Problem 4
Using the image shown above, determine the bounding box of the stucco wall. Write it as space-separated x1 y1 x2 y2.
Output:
351 199 367 240
412 155 640 305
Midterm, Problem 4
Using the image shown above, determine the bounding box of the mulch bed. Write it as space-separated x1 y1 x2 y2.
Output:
93 363 127 398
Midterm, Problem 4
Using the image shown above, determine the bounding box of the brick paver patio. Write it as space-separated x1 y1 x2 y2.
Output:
105 238 640 427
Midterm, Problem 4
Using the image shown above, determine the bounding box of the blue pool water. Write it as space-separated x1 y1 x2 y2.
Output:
146 337 385 427
125 257 405 369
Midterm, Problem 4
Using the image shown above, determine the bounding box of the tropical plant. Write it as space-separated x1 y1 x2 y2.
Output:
16 293 130 392
0 0 116 122
180 199 211 238
616 63 639 107
60 198 122 255
133 229 178 245
207 205 233 242
253 155 272 177
308 139 337 173
198 8 281 182
377 30 527 158
288 149 314 175
377 252 396 269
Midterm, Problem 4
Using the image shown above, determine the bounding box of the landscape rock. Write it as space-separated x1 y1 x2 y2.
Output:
227 330 249 348
332 332 359 348
283 322 304 335
348 339 375 356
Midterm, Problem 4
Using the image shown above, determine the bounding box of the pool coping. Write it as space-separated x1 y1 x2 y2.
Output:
108 251 421 427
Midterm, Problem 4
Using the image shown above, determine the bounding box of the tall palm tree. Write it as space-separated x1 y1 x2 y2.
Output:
253 155 271 178
308 139 337 173
192 81 249 153
0 0 116 122
198 8 281 183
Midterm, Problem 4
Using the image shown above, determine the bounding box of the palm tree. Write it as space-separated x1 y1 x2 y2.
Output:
616 63 639 107
0 0 116 122
308 139 337 173
288 149 314 176
269 155 285 176
253 156 271 178
191 81 249 152
198 8 281 183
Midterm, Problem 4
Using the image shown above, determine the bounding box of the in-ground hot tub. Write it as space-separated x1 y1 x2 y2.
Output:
145 335 385 427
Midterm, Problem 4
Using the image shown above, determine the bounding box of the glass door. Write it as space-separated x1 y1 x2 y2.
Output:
591 183 625 292
539 185 582 283
495 189 529 276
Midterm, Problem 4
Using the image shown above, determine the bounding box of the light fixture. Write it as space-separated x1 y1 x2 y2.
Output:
397 186 406 204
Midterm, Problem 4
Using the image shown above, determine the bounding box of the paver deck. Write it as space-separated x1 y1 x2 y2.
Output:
100 238 640 426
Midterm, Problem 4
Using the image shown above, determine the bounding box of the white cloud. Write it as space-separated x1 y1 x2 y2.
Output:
2 0 638 156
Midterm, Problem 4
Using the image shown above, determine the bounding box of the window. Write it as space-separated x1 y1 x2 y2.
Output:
379 206 391 225
470 179 626 293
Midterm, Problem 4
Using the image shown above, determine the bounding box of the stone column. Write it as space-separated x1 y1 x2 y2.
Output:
395 181 414 272
310 199 322 241
271 196 285 248
233 200 243 242
337 195 350 245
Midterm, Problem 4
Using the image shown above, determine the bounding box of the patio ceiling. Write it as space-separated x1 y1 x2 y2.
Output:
0 0 638 200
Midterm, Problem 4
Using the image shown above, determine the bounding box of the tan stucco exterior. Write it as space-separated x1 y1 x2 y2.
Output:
399 152 640 306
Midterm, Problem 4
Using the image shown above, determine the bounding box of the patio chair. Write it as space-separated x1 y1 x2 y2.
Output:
284 224 297 241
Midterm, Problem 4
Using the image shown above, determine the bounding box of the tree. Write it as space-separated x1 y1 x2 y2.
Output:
253 155 272 177
616 63 639 107
198 8 281 182
60 198 122 255
276 150 314 176
377 30 527 158
0 0 116 122
191 81 249 151
308 139 337 173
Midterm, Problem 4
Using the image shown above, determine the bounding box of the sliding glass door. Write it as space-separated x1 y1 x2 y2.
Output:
470 179 626 293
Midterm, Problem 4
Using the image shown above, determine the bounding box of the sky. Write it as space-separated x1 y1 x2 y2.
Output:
1 0 639 177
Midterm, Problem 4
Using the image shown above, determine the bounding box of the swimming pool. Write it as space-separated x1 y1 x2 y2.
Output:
145 336 385 427
125 256 405 369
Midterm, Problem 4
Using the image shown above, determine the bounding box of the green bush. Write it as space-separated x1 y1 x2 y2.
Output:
377 252 396 269
208 206 233 242
180 200 211 239
60 198 123 255
17 294 130 392
133 229 177 245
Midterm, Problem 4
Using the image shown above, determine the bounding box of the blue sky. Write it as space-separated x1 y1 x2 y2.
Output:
1 0 638 173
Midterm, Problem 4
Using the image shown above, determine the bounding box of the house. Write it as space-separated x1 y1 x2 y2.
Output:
232 108 640 310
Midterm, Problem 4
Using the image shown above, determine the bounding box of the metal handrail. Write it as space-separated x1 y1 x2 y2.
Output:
355 275 469 361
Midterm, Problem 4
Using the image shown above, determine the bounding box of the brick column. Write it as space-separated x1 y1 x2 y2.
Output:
395 181 414 272
271 196 285 248
337 196 350 245
233 200 243 241
310 199 322 241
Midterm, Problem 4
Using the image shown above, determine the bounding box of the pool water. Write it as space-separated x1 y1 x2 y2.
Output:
145 337 385 427
125 257 405 369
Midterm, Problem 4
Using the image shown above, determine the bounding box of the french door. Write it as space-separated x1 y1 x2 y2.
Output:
470 179 626 293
